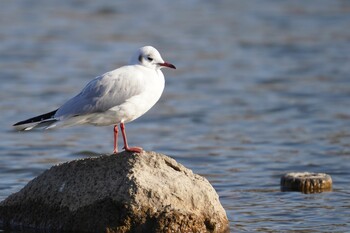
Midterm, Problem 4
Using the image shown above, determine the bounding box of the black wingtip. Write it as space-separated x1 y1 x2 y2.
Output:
13 109 58 127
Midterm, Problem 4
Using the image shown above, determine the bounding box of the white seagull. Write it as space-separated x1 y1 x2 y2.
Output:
13 46 176 153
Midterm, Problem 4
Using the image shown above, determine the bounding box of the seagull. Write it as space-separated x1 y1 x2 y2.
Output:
13 46 176 153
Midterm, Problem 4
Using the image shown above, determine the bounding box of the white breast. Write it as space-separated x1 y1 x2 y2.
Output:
109 67 165 124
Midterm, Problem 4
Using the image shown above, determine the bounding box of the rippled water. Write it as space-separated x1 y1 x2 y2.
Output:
1 0 350 232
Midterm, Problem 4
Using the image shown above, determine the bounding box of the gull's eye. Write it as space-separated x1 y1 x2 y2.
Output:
147 56 153 61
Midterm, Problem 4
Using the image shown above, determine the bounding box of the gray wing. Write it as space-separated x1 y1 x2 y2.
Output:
55 67 144 119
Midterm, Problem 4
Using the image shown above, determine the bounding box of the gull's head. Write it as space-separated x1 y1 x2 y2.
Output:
130 46 176 70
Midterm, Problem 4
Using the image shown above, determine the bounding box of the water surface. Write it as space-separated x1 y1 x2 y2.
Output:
1 1 350 232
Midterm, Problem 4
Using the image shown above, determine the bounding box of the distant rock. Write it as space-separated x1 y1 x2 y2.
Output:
0 151 229 233
281 172 332 194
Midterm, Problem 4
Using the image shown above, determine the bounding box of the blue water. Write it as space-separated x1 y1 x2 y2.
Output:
1 0 350 232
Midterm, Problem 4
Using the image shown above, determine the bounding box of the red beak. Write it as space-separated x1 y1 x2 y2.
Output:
159 62 176 69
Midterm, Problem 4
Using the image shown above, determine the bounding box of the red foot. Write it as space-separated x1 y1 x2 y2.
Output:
120 123 143 153
124 146 143 153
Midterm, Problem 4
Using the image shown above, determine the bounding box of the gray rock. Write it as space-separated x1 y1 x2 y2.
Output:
0 151 229 233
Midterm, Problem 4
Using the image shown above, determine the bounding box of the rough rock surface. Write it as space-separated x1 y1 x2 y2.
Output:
0 151 229 233
281 172 332 193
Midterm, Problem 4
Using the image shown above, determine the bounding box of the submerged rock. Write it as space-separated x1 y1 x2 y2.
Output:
0 151 229 233
280 172 332 194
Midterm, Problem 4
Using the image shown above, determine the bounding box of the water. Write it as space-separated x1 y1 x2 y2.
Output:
1 0 350 232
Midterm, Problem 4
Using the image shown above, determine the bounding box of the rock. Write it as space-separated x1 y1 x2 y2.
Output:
0 151 229 233
280 172 332 194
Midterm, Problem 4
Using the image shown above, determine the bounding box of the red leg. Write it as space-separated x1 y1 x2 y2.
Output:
113 125 118 154
120 123 142 153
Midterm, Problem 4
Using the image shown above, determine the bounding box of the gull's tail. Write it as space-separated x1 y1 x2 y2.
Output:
13 109 58 131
